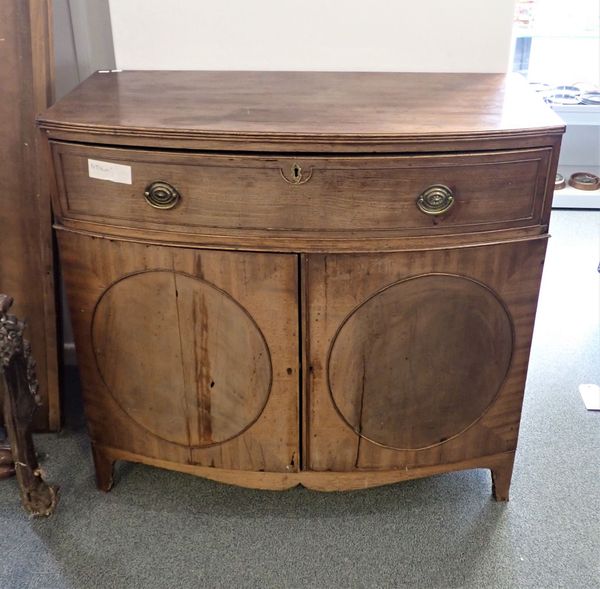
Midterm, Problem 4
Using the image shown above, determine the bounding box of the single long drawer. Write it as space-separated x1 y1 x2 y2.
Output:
51 141 553 236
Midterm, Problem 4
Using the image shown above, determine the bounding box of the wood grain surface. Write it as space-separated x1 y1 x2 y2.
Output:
305 238 548 472
57 230 299 472
51 141 553 240
94 443 516 498
92 271 272 447
38 71 564 154
327 273 514 450
0 0 59 430
42 71 563 498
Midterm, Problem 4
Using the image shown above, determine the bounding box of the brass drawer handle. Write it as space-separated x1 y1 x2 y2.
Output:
144 181 180 210
416 184 455 216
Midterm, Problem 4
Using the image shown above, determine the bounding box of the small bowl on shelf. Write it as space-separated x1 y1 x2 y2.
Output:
568 172 600 191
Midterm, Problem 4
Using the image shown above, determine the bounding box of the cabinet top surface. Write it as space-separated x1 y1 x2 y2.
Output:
39 71 564 148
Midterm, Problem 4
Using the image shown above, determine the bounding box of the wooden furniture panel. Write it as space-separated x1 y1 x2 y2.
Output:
305 238 547 480
0 0 59 430
51 142 551 237
39 71 564 499
326 274 514 451
57 230 299 488
92 270 273 448
38 71 563 153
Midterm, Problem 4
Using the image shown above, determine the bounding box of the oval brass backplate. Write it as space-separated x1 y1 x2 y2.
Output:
144 181 181 210
416 184 455 216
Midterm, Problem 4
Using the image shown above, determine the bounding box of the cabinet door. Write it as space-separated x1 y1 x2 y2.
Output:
305 239 547 471
58 231 299 472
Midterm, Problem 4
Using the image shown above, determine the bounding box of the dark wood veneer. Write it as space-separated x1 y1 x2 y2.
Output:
40 71 563 500
38 71 563 152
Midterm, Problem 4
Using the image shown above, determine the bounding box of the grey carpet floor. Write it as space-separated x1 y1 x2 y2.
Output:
1 210 599 589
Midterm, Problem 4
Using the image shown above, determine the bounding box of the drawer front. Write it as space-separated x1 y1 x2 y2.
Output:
52 142 552 237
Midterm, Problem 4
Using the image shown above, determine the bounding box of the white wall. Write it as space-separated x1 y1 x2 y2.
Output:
526 0 599 85
109 0 516 72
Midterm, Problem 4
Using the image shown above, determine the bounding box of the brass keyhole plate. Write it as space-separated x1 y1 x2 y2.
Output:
280 163 313 185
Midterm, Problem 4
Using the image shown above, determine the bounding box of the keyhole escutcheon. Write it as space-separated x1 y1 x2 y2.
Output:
280 162 313 185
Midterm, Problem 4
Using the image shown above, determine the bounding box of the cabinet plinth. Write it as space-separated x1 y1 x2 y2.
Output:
39 71 564 500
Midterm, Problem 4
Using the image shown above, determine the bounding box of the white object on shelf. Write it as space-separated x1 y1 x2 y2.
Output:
579 384 600 411
553 165 600 209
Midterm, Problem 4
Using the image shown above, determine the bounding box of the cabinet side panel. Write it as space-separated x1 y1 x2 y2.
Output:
306 238 548 471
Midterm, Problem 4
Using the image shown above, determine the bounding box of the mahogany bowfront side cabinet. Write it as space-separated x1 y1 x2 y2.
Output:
38 72 564 500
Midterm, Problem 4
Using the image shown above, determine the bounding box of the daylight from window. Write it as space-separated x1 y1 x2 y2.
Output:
513 0 600 86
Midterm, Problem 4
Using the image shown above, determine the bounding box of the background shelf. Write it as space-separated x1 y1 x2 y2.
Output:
551 104 600 126
553 165 600 209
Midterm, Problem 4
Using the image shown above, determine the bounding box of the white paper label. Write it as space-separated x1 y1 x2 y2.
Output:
88 159 132 185
579 384 600 411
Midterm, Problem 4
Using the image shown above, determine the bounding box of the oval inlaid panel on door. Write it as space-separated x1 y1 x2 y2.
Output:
327 274 513 450
92 271 272 447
